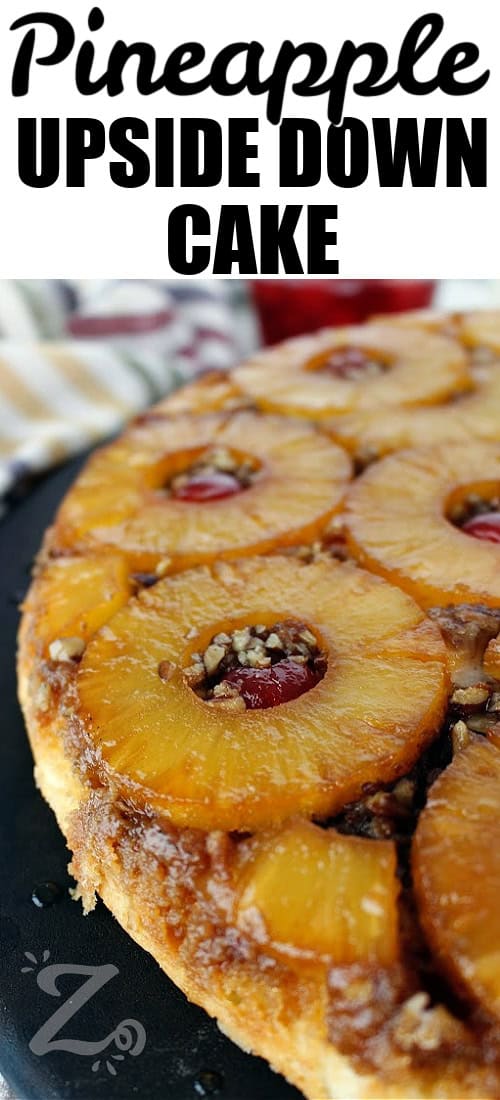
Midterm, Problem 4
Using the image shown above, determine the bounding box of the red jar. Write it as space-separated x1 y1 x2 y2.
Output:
250 280 436 346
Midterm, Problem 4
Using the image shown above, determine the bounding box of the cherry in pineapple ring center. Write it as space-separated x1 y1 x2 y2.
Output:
183 621 327 710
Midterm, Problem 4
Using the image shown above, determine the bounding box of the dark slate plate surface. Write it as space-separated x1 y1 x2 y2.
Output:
0 456 302 1100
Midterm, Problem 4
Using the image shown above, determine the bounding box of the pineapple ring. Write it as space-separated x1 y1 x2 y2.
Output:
232 322 471 420
459 310 500 355
54 411 351 571
327 310 500 461
76 555 448 831
413 737 500 1021
381 308 500 356
22 552 132 656
154 370 247 416
329 367 500 462
345 441 500 608
232 820 400 967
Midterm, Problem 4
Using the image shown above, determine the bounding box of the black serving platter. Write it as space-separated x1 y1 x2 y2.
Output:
0 455 303 1100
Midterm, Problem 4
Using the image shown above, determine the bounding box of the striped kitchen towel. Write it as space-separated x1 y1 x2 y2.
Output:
0 280 254 507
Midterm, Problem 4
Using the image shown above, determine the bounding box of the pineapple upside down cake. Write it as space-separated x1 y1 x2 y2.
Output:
18 309 500 1100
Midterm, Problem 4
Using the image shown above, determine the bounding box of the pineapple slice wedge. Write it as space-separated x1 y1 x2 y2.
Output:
233 820 400 966
233 323 471 420
23 552 131 654
345 441 500 608
413 736 500 1021
76 555 448 831
55 411 351 572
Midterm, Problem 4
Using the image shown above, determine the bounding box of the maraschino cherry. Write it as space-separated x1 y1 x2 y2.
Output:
173 472 241 502
222 658 324 709
463 513 500 544
323 347 373 378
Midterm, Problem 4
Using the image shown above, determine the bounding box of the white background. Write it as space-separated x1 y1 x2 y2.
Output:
0 0 498 277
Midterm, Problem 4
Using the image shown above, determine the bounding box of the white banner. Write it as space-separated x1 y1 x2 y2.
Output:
0 0 497 276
